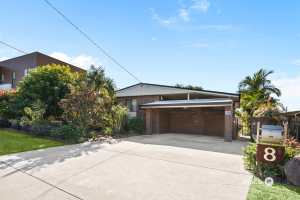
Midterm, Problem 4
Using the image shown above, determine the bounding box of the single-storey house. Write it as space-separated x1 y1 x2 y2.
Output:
0 51 84 89
116 83 240 141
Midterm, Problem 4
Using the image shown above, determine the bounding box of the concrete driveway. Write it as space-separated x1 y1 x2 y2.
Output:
0 134 252 200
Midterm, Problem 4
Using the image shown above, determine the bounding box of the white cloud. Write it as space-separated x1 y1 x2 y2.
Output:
291 59 300 66
179 8 190 22
150 8 176 27
273 74 300 111
150 1 233 31
151 37 157 41
50 52 100 70
50 52 70 62
191 0 210 13
0 56 8 61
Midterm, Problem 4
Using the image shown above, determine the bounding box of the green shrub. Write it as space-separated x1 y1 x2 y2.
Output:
0 118 11 128
59 66 116 133
17 64 78 118
0 90 20 119
31 121 58 136
243 143 300 179
127 117 144 134
110 104 127 134
50 124 83 142
103 127 113 135
9 119 20 129
243 143 257 171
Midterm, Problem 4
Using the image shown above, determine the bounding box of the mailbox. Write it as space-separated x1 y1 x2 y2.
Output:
260 125 283 144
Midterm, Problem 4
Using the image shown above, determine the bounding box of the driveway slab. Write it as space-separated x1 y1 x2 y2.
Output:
0 134 252 200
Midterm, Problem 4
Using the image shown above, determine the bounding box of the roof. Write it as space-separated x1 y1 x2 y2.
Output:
0 51 85 72
117 83 239 98
140 98 233 109
284 110 300 116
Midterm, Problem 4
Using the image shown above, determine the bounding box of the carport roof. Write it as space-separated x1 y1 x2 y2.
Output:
140 98 233 109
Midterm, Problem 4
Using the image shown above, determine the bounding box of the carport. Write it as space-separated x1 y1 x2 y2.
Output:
140 99 235 141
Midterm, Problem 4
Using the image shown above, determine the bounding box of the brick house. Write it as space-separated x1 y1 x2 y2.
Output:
0 51 84 89
117 83 240 141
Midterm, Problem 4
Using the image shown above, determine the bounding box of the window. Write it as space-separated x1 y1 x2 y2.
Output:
11 72 16 86
126 98 138 112
131 99 137 112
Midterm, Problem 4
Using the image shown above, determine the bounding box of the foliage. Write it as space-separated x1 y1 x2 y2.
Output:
30 121 59 136
0 128 63 155
109 104 128 134
243 143 257 171
9 119 20 129
243 143 300 179
0 118 10 128
59 80 111 134
239 69 281 97
17 64 79 118
59 66 117 135
236 108 251 134
0 90 19 119
50 124 83 142
86 65 115 97
175 83 203 90
238 69 282 139
247 176 300 200
103 127 113 135
19 100 46 127
285 137 300 148
253 97 284 119
127 117 144 134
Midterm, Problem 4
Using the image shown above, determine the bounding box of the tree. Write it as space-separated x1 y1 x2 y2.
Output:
253 97 284 121
238 69 282 140
59 81 112 135
17 64 79 118
59 66 127 135
175 84 203 90
239 69 281 98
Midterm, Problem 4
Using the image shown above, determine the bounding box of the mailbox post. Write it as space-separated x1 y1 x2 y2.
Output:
256 123 286 184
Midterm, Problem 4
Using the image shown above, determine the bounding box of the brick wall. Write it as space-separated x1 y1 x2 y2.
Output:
162 107 225 136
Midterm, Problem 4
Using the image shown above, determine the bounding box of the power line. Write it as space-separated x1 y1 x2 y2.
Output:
43 0 141 83
0 40 27 54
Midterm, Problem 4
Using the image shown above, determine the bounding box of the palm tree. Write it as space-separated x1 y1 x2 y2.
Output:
238 69 282 140
239 69 281 98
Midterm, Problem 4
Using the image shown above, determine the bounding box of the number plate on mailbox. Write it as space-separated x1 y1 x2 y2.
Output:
256 144 285 164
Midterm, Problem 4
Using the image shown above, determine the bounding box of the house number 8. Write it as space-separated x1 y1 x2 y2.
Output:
264 147 276 162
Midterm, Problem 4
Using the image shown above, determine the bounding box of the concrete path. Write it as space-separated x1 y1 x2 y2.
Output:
0 134 252 200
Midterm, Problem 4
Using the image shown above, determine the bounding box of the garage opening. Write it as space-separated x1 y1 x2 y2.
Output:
141 99 235 141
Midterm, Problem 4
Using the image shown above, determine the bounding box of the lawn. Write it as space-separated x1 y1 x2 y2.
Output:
247 176 300 200
0 129 64 156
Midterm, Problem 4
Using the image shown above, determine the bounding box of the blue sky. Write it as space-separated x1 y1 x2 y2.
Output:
0 0 300 110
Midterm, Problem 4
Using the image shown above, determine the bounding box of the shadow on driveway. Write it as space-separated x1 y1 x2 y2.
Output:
0 141 116 174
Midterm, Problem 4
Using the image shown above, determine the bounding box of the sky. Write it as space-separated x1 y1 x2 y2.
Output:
0 0 300 111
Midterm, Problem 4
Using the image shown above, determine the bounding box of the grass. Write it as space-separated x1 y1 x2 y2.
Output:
0 128 64 156
247 176 300 200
